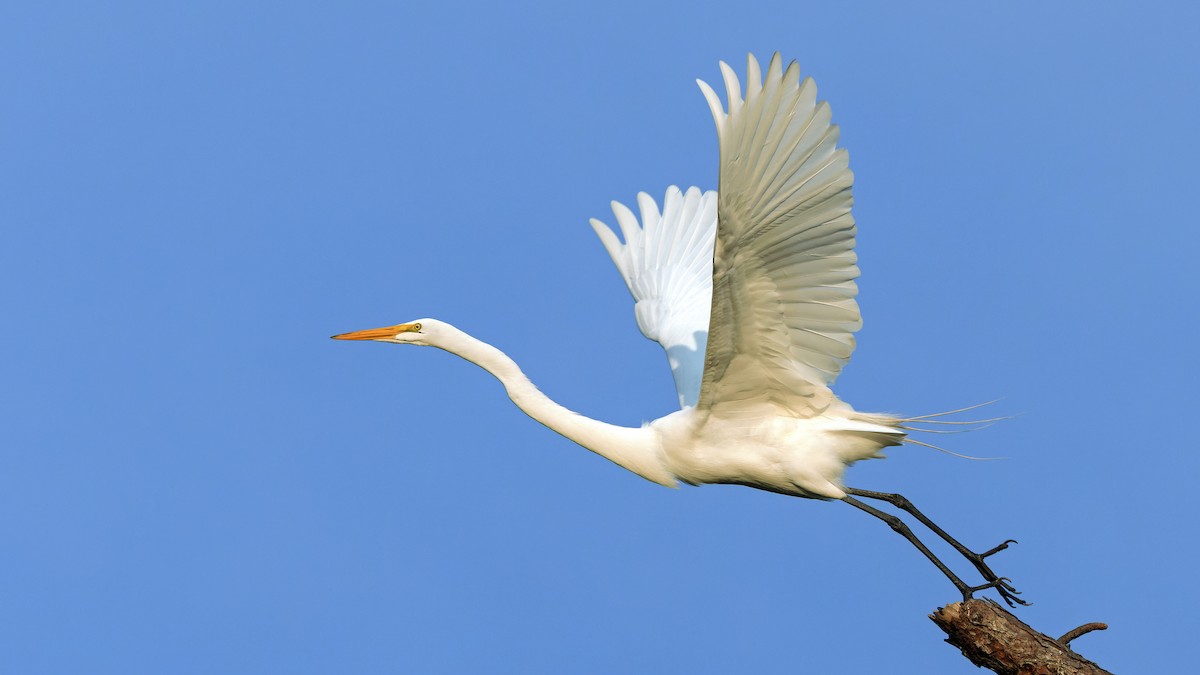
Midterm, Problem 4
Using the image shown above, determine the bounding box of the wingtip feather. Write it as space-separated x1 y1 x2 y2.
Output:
746 53 762 98
697 78 725 132
767 52 783 80
718 60 742 113
589 217 628 276
610 199 643 253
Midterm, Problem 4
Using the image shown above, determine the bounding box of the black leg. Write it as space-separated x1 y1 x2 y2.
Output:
844 487 1027 607
840 497 1010 602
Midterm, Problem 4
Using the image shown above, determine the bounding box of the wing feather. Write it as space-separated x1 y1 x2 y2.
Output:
696 54 861 417
590 186 718 409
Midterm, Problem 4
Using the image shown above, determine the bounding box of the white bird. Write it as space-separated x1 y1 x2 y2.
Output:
335 53 1023 605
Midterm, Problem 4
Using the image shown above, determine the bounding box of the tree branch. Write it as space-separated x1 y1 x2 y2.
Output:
930 599 1113 674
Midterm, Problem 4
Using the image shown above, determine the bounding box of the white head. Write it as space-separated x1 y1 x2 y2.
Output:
331 318 451 347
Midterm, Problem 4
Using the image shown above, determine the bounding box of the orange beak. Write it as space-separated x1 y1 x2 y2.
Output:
331 323 416 341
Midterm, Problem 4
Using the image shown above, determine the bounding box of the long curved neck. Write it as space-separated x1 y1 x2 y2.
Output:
434 326 676 488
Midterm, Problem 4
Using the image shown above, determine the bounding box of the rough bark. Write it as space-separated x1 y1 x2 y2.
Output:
930 599 1112 674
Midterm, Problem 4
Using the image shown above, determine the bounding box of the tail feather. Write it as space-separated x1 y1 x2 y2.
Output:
893 400 1011 461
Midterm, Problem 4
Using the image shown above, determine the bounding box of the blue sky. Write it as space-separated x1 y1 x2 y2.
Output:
3 1 1197 672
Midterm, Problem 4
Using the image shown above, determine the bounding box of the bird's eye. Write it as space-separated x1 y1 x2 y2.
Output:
411 323 422 332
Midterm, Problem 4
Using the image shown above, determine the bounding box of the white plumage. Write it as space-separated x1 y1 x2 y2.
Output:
590 186 716 408
585 53 900 499
335 53 1024 605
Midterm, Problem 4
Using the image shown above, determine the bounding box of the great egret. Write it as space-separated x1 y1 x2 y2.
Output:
335 53 1023 606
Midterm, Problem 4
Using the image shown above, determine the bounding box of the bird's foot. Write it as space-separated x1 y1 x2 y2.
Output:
960 540 1028 607
961 577 1026 607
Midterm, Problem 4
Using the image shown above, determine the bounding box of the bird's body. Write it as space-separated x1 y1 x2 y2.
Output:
653 404 903 498
336 53 1025 605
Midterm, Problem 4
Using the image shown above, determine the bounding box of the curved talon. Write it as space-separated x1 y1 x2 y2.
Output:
996 587 1031 607
979 539 1018 558
963 575 1029 607
963 544 1027 605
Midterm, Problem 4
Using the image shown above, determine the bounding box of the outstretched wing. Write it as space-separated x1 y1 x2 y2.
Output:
696 53 860 418
590 186 717 409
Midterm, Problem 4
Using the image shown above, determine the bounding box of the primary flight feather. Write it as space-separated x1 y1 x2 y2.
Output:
335 53 1025 606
